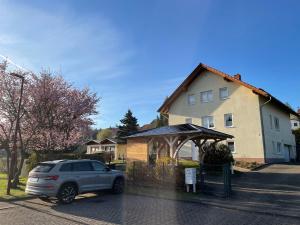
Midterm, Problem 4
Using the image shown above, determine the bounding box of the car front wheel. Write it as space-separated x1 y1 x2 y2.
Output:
58 183 77 204
112 177 125 194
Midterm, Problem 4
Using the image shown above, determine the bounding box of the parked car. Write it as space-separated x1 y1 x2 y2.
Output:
25 159 125 204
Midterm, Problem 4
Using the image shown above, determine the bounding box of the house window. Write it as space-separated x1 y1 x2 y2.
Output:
276 142 282 154
187 94 196 105
224 113 233 127
269 115 273 129
294 122 298 127
200 90 213 103
202 116 214 128
274 117 280 130
219 87 229 100
185 118 192 124
227 141 235 153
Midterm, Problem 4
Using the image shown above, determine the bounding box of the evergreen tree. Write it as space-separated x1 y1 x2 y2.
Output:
117 109 139 138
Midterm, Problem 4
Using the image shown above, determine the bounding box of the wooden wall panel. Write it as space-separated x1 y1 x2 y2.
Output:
126 138 148 161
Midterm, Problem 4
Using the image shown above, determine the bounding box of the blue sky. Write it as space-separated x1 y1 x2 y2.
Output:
1 0 300 128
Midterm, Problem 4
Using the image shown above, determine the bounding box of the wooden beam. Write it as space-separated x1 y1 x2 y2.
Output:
172 135 198 158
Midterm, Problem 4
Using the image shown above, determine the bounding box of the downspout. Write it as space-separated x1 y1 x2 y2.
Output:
260 96 272 163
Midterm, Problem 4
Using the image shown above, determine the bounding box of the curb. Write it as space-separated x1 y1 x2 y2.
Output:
0 195 36 204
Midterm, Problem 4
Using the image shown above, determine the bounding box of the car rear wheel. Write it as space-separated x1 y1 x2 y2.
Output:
112 177 124 194
58 183 77 204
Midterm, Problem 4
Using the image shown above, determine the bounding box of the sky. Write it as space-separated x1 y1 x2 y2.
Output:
1 0 300 128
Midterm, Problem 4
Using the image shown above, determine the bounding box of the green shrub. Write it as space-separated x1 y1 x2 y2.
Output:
204 143 234 165
26 151 106 172
26 151 39 172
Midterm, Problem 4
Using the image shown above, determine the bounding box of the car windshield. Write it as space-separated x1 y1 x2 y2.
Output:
33 163 55 173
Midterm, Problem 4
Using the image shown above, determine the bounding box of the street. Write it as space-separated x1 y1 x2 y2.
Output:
1 193 300 225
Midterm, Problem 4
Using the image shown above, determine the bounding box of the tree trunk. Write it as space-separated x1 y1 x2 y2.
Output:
5 149 10 175
7 154 17 195
11 154 25 188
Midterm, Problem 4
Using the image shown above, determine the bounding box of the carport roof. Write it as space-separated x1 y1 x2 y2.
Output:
127 123 233 139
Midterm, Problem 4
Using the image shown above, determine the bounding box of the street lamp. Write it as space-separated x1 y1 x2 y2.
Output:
6 72 25 194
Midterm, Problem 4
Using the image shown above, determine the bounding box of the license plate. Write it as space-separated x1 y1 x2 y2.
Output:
29 177 38 182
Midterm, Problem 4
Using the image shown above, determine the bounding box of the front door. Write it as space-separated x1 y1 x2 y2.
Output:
284 145 291 162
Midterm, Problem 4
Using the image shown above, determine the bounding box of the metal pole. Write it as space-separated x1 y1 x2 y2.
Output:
6 74 24 195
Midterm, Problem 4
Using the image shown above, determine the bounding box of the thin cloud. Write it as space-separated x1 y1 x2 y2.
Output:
0 1 134 82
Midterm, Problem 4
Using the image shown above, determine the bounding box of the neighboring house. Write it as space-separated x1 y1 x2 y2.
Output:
86 140 101 154
86 138 127 160
290 109 300 130
158 63 298 163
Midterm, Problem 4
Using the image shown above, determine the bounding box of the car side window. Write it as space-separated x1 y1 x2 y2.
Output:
91 161 106 171
60 163 73 172
72 162 93 171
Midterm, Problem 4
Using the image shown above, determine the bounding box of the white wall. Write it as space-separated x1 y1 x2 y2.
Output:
260 99 296 162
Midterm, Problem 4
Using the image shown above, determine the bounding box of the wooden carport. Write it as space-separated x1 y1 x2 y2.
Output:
126 124 234 164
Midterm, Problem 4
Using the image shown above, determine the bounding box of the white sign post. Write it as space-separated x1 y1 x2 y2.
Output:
185 168 196 193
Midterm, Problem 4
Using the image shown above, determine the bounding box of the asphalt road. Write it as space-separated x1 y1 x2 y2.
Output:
1 193 300 225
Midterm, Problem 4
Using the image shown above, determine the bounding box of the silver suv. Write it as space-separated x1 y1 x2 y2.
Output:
25 159 125 204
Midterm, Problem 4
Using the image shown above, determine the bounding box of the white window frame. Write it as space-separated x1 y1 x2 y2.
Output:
224 113 233 127
200 90 213 103
219 87 229 100
227 141 236 153
187 94 196 105
276 142 282 154
274 117 280 130
201 116 215 128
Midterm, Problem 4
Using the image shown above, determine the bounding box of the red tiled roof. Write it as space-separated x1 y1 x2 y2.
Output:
158 63 298 116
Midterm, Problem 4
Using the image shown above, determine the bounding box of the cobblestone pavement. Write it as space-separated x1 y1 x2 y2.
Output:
1 193 300 225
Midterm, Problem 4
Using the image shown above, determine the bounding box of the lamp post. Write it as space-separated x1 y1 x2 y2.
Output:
6 72 25 195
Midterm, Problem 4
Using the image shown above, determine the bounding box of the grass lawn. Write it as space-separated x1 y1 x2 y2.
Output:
110 159 126 164
0 173 28 200
178 159 199 168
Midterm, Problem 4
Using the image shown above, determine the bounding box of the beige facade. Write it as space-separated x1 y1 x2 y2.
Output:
163 66 296 163
116 144 127 160
126 138 148 161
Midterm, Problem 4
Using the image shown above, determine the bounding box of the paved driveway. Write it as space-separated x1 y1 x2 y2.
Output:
0 163 299 225
225 163 300 217
1 193 300 225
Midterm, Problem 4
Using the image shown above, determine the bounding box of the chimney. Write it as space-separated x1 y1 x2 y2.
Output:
234 74 242 80
297 108 300 115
